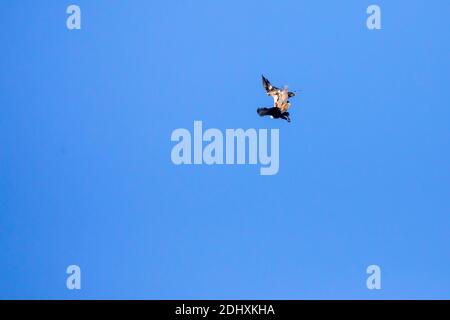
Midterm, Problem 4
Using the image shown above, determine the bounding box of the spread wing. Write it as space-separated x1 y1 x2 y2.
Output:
257 107 272 117
262 75 280 98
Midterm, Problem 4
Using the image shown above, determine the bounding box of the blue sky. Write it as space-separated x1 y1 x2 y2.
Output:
0 0 449 299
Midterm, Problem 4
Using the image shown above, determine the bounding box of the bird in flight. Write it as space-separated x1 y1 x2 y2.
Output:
257 75 297 123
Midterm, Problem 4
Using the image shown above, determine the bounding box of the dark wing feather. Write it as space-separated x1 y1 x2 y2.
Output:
257 107 271 117
262 75 279 94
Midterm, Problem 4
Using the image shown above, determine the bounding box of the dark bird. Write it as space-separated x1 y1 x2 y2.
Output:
257 75 297 123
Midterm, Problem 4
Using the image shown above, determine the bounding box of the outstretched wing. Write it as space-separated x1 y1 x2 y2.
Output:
262 75 280 97
257 107 272 117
